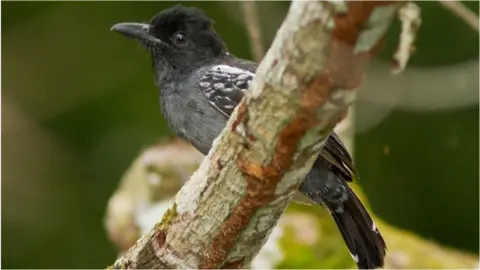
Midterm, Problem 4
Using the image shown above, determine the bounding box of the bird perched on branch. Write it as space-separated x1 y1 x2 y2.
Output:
111 5 386 269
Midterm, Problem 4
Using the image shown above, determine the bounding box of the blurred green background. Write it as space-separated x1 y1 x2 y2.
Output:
2 1 478 268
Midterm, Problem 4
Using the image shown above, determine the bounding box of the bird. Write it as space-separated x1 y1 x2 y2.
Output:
111 5 386 269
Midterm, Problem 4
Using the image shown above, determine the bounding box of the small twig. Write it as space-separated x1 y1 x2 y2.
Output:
241 1 264 62
392 2 421 75
438 0 479 31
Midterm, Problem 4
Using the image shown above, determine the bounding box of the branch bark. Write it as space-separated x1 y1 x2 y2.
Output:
109 1 403 268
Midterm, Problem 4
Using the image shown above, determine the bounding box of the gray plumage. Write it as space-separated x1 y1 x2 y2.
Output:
111 4 386 269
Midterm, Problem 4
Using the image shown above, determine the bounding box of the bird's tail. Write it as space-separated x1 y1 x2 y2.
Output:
328 184 387 269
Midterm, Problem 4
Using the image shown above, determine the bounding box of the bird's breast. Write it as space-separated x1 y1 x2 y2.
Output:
160 90 226 156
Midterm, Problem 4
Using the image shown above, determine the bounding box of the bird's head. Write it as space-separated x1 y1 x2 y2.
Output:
111 5 227 73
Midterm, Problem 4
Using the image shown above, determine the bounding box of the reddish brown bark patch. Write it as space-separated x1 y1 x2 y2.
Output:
333 2 394 45
231 102 247 133
330 1 397 90
154 230 167 248
231 102 257 142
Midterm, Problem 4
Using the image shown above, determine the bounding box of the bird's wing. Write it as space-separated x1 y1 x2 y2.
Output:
198 63 357 180
199 64 254 118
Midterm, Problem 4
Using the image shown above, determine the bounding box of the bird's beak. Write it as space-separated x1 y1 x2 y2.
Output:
110 22 162 45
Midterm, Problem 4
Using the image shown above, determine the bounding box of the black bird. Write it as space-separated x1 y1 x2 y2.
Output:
111 5 386 269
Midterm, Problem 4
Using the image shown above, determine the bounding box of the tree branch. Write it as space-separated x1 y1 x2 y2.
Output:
109 1 403 268
392 2 421 74
241 1 265 62
438 0 479 32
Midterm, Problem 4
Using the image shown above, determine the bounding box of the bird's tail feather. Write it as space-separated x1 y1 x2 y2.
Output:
329 185 387 269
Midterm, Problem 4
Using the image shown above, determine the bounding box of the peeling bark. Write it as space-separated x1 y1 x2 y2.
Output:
109 1 403 268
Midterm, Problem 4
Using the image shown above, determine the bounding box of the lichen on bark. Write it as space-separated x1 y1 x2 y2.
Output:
155 203 177 231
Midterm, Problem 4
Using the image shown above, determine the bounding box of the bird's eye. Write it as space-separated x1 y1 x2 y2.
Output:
172 31 189 46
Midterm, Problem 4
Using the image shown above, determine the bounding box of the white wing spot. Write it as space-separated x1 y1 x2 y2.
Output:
372 222 378 232
237 74 250 81
213 83 224 90
200 81 210 88
350 252 359 263
213 65 254 77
